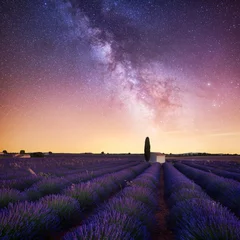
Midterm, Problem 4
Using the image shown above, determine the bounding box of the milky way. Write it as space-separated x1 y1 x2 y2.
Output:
0 0 240 153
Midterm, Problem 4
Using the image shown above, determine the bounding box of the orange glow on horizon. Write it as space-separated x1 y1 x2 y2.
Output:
1 93 240 154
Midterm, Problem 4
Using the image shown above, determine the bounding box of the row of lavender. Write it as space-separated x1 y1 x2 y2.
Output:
0 161 141 208
191 160 240 174
164 162 240 239
174 163 240 218
0 162 150 239
182 161 240 182
62 162 161 240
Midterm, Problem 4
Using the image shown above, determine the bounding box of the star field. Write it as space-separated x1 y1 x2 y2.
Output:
0 0 240 153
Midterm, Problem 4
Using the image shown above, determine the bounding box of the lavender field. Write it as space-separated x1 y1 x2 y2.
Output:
0 154 240 239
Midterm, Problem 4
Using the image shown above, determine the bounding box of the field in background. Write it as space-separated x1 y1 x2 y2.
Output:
167 155 240 162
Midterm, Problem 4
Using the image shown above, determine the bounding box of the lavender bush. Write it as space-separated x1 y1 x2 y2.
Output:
63 183 100 210
131 177 157 189
0 201 60 239
170 198 240 240
168 188 211 208
63 210 148 240
39 194 82 228
105 196 154 223
0 176 41 191
33 177 69 195
0 188 26 209
121 186 158 210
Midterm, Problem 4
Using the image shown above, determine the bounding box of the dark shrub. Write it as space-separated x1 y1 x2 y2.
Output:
30 152 44 158
20 150 25 154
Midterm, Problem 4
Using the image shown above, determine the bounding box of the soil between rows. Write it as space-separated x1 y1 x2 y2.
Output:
151 166 175 240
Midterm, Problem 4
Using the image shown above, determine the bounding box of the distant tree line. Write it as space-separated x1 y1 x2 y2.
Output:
1 150 53 157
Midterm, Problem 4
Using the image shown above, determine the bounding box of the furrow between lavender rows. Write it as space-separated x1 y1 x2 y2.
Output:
164 162 240 240
0 162 150 240
174 162 240 218
62 162 161 240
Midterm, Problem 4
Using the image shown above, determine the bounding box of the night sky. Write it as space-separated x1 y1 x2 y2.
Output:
0 0 240 154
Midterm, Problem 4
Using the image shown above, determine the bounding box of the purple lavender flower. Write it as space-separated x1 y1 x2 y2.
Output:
168 188 211 207
131 178 157 189
0 176 41 191
63 183 100 209
170 198 240 240
0 188 26 209
121 186 158 210
39 194 82 228
33 177 69 195
63 222 134 240
0 201 60 239
64 209 150 240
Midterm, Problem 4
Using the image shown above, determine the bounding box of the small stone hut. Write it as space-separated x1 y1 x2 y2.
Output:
150 152 165 163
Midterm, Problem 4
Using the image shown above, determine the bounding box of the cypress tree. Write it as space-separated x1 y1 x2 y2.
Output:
144 137 151 162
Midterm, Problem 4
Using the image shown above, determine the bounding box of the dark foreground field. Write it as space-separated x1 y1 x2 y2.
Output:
0 154 240 239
